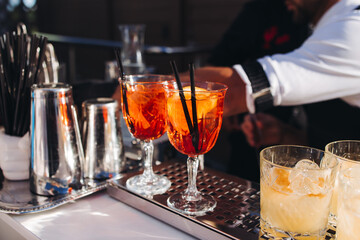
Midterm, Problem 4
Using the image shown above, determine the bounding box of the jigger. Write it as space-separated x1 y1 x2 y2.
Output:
82 98 125 181
30 83 84 196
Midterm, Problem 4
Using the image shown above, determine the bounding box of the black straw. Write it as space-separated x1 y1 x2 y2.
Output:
12 34 26 134
0 52 9 132
114 48 134 132
170 60 195 145
114 48 124 80
33 36 48 85
189 63 199 152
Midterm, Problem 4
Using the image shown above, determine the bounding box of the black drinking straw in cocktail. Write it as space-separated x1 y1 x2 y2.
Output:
166 61 228 215
114 48 134 131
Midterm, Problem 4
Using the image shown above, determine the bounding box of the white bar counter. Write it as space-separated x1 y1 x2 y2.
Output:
0 191 196 240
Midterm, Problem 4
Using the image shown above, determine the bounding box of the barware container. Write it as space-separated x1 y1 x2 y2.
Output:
30 83 83 196
82 98 125 182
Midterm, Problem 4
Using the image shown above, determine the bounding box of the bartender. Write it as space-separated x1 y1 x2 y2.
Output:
186 0 360 148
194 0 360 114
112 0 360 150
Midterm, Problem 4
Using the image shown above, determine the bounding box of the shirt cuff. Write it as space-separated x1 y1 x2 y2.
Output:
258 57 281 107
232 64 256 114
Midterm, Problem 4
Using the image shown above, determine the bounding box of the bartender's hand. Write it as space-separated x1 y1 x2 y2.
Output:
241 113 282 148
241 113 307 148
181 66 248 116
222 115 243 131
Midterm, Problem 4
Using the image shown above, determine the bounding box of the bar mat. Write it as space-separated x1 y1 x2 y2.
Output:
108 160 336 239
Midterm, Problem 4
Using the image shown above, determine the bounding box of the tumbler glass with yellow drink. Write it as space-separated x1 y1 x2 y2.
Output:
260 145 338 239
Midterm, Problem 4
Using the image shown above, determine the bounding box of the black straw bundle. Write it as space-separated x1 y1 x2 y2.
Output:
0 26 48 136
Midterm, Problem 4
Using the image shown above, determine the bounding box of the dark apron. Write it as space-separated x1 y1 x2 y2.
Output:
304 99 360 149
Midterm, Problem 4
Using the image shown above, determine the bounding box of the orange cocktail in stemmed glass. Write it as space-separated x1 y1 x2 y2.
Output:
120 74 175 195
165 81 227 215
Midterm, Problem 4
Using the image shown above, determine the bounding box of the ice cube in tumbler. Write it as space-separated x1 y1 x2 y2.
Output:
289 159 325 195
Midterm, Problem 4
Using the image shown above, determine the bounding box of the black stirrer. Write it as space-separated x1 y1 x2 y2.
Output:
0 52 10 133
4 33 15 98
27 35 39 85
189 63 199 152
114 48 124 80
13 34 26 134
114 47 134 132
33 36 48 85
170 60 195 140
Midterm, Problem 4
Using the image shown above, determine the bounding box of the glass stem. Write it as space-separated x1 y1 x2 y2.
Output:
142 140 155 179
184 156 201 201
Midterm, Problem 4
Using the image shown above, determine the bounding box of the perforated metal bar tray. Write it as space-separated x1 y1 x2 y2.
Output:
108 160 337 240
108 160 262 240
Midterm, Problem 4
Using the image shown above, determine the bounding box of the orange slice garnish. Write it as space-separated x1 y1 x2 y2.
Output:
167 86 218 132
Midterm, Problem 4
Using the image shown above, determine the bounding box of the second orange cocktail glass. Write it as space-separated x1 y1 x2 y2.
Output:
165 81 227 215
120 74 175 195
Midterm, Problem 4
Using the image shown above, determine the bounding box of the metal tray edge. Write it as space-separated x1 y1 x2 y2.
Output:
0 181 107 214
107 179 258 240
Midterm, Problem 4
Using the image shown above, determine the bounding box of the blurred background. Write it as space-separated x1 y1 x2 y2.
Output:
0 0 250 174
0 0 248 83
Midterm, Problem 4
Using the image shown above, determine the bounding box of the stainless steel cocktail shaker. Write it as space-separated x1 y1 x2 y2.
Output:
30 83 83 196
82 98 125 182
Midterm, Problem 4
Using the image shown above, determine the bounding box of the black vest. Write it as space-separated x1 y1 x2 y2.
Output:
305 99 360 149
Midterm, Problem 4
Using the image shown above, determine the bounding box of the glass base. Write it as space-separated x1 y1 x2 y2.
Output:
167 191 217 216
126 174 171 196
260 218 326 240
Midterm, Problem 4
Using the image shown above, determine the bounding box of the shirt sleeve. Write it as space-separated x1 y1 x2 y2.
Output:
234 8 360 109
233 64 256 113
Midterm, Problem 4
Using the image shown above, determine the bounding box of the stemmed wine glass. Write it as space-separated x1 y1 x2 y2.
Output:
119 74 175 195
165 79 228 215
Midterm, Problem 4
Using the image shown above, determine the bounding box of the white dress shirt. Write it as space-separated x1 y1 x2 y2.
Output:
234 0 360 113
